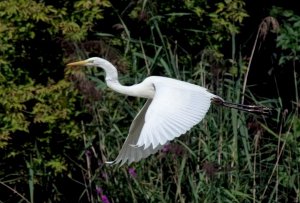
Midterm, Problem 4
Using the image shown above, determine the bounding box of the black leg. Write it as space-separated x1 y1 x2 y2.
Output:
211 97 273 116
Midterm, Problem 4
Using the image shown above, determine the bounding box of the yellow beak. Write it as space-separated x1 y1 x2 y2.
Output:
67 60 88 66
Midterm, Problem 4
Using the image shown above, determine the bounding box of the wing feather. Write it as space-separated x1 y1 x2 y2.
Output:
108 99 164 165
136 79 215 149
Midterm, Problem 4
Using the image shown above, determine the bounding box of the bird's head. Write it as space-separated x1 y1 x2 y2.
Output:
67 57 118 81
67 57 103 67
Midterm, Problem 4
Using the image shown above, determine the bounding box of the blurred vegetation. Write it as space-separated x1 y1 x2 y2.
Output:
0 0 300 202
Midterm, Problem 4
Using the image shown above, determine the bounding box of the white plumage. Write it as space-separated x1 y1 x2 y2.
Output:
67 57 270 165
112 77 216 165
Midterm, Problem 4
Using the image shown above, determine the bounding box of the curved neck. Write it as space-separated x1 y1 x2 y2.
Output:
98 58 153 98
106 79 145 98
100 60 138 97
100 60 119 81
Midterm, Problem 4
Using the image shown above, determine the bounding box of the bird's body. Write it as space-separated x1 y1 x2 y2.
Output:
108 76 218 165
67 57 271 165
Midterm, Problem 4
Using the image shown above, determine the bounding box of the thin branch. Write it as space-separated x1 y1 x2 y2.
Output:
0 181 30 203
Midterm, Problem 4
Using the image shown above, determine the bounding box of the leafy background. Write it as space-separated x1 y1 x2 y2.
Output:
1 0 300 202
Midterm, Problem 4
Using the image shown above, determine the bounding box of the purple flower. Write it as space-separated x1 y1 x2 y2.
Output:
162 144 171 153
96 186 110 203
101 194 110 203
128 167 137 178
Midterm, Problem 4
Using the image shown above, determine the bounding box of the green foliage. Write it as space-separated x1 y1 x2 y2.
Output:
0 77 84 201
124 0 248 59
270 7 300 111
0 0 111 82
0 79 80 145
271 7 300 65
0 0 111 41
208 0 249 42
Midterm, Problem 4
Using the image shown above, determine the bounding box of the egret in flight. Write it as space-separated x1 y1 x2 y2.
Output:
67 57 271 165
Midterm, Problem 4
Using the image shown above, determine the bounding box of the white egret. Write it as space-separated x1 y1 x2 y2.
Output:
67 57 271 166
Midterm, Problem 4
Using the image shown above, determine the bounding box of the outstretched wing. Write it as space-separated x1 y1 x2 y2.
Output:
109 77 216 165
136 79 215 149
108 99 164 166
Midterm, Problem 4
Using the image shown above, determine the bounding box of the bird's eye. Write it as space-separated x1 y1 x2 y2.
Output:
88 60 94 64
